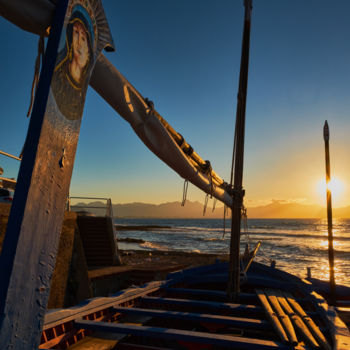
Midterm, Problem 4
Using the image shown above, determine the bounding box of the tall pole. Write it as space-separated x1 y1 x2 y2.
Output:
228 0 252 301
0 1 114 348
323 120 336 305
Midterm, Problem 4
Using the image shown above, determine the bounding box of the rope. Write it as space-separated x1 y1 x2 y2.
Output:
144 98 155 115
241 204 251 251
212 198 217 212
222 205 227 238
181 179 188 206
203 193 209 216
27 35 45 118
229 118 238 187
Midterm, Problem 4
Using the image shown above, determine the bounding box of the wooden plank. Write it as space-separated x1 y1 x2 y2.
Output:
264 289 298 345
165 287 258 303
43 280 165 330
255 289 289 344
58 331 125 350
112 306 271 330
140 297 263 317
115 344 170 350
0 2 114 348
75 319 291 349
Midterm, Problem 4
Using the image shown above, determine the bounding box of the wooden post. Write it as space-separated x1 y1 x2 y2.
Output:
0 1 114 348
323 120 336 305
227 0 253 302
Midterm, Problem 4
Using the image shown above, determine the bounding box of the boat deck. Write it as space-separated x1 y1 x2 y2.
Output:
39 262 350 349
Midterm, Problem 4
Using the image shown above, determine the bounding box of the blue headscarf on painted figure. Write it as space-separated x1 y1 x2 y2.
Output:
51 4 94 120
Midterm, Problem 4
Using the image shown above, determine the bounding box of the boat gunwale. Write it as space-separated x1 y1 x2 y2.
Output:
40 261 350 350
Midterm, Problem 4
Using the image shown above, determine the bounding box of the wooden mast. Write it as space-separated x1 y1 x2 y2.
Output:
228 0 253 301
323 120 336 305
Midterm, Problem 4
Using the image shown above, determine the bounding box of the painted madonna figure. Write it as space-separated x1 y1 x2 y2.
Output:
51 5 94 120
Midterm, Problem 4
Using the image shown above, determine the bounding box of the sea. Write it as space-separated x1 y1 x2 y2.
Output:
114 218 350 287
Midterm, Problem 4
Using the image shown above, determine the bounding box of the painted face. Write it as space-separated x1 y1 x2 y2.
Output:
72 21 89 69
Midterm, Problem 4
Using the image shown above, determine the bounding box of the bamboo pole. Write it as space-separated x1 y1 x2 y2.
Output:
323 120 336 306
227 0 253 302
284 291 331 350
255 289 289 343
275 290 319 348
264 289 298 345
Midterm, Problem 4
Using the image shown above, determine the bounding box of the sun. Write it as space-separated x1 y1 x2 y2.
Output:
316 177 345 205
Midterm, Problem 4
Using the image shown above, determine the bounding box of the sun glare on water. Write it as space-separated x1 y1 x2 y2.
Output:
316 177 345 205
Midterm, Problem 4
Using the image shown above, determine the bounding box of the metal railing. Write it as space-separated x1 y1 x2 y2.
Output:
0 150 21 161
0 149 20 187
67 196 114 218
0 177 16 184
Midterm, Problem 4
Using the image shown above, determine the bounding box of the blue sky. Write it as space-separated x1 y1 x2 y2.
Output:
1 0 350 208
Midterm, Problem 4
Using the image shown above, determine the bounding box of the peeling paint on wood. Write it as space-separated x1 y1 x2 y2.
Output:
0 1 114 348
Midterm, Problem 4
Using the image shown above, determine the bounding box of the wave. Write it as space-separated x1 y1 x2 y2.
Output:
139 241 169 251
247 231 350 241
203 237 225 241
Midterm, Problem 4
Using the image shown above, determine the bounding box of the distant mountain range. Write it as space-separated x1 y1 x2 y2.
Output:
74 199 350 218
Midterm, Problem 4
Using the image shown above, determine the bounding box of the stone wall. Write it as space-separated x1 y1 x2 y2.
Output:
0 204 91 308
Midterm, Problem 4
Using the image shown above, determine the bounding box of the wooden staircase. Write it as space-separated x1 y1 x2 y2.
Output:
76 216 118 268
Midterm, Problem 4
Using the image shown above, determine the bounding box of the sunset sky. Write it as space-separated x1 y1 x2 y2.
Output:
1 0 350 211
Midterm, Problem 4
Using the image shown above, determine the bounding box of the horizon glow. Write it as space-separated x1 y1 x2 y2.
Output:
1 1 350 213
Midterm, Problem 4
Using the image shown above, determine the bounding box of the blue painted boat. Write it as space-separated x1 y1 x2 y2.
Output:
39 260 350 349
1 1 350 349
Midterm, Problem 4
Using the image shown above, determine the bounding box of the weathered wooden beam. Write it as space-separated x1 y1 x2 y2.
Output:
140 297 263 317
0 1 114 348
43 281 165 330
75 319 291 349
112 306 271 330
165 287 258 304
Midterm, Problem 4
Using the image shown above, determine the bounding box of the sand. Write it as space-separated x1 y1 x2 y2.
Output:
119 249 228 269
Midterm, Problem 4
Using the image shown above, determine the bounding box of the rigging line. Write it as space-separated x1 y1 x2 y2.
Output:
212 198 217 212
181 179 189 206
203 193 209 216
222 205 227 239
229 117 238 186
241 205 251 250
209 171 213 198
27 35 45 118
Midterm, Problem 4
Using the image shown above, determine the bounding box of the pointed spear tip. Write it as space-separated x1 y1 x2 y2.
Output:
324 120 329 141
